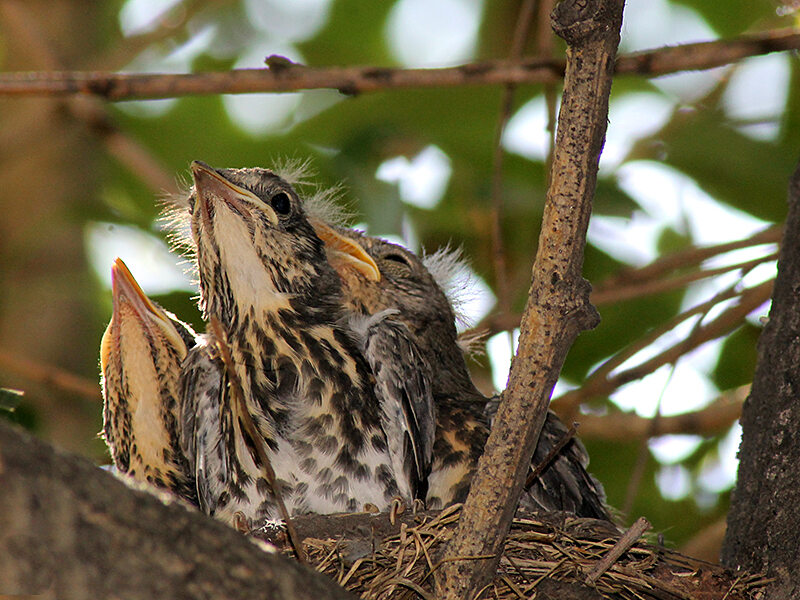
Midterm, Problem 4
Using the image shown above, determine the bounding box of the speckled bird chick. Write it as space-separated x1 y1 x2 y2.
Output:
181 162 408 527
100 258 197 503
321 230 611 520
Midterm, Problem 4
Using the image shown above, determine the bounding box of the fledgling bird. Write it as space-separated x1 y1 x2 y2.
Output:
100 258 197 503
179 161 419 526
320 229 611 520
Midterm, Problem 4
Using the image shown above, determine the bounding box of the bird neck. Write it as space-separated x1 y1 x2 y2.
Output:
421 326 486 403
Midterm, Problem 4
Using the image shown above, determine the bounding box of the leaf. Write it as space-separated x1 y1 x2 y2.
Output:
670 0 781 37
712 322 761 390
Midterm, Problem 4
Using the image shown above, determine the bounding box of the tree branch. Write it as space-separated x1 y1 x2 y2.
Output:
0 28 796 100
435 2 624 599
471 224 781 336
555 279 772 417
722 157 800 595
569 385 747 441
0 348 100 401
0 420 354 600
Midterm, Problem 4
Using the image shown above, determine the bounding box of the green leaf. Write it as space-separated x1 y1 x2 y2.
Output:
712 322 761 390
670 0 782 37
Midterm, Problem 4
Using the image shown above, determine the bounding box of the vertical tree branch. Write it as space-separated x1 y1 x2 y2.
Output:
722 158 800 597
436 2 625 599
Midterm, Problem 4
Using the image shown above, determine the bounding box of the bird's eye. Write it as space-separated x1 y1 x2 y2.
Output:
270 192 291 215
384 253 410 266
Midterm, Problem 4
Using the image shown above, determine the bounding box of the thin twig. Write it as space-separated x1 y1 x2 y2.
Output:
579 279 744 393
555 279 773 416
0 29 797 100
488 0 537 336
571 385 747 441
524 422 578 488
0 349 100 401
591 250 778 305
593 225 782 293
471 226 781 336
207 317 307 564
585 517 651 585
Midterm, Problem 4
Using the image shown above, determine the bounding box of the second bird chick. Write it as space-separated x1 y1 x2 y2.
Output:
100 258 198 503
318 227 611 520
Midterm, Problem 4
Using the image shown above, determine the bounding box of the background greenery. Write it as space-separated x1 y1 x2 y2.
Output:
0 0 796 558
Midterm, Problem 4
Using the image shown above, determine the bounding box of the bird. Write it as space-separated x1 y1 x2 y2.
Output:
317 227 611 520
100 258 198 503
178 161 419 527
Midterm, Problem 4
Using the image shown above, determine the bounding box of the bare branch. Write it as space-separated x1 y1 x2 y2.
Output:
593 225 782 294
585 517 651 585
488 0 537 332
0 348 100 401
555 280 772 416
436 2 625 599
0 29 796 100
590 250 778 305
471 225 781 337
571 385 746 441
208 317 306 563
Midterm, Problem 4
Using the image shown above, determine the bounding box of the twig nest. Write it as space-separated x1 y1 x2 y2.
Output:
252 505 766 600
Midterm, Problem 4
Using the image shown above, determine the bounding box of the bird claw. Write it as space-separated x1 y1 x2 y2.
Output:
411 498 425 514
363 502 380 514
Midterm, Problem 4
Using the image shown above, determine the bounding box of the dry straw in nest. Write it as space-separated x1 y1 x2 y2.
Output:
258 505 768 600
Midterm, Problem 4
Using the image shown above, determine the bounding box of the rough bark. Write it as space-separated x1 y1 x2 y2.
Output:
435 2 624 599
722 160 800 597
0 420 355 600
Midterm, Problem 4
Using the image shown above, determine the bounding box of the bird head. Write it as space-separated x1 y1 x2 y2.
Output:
100 258 196 479
188 161 340 326
315 227 475 385
101 258 194 378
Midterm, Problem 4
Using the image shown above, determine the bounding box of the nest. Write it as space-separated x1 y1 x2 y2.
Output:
255 505 767 600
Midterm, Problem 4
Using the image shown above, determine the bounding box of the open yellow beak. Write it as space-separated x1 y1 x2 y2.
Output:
101 258 187 373
111 258 164 319
312 221 381 282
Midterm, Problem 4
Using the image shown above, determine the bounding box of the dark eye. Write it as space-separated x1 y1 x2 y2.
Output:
270 192 291 215
384 253 410 266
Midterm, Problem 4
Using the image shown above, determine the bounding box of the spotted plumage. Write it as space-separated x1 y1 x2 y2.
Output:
322 230 610 519
100 258 197 503
179 162 407 527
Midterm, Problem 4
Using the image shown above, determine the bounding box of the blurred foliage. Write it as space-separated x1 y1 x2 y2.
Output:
0 0 796 554
0 388 23 413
